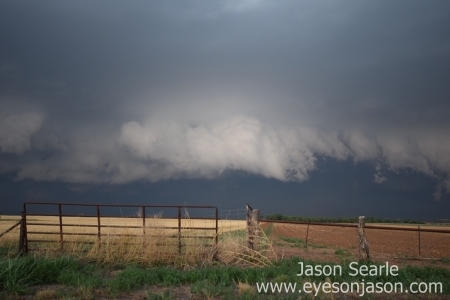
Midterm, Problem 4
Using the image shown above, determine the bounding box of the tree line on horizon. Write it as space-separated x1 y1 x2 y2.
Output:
263 214 425 224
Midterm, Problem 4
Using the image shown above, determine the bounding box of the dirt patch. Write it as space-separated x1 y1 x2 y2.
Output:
264 222 450 269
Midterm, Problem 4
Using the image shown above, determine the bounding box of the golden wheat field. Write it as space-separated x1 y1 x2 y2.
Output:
0 215 246 239
0 215 274 267
0 215 245 249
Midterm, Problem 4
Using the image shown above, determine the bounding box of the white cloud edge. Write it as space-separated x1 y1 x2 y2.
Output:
1 113 449 200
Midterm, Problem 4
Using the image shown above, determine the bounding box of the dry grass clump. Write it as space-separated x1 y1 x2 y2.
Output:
0 226 21 257
216 226 277 267
57 217 218 268
237 281 256 296
35 288 59 300
1 215 276 268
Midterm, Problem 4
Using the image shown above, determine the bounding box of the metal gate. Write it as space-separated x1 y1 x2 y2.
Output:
20 202 218 253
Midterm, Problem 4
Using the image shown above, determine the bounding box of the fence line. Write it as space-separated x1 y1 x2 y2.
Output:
260 219 450 234
260 219 450 258
0 220 21 239
203 208 247 234
21 202 219 254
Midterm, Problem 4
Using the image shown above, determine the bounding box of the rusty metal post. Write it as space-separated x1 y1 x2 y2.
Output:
58 204 63 250
178 206 181 253
96 205 101 245
142 206 146 235
23 203 28 253
305 222 310 248
215 207 218 247
418 225 421 256
18 211 26 254
141 205 146 249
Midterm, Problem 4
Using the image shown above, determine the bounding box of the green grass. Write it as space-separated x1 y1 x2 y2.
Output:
334 248 352 257
146 290 173 300
1 254 450 298
263 223 274 237
0 255 79 295
220 229 246 240
441 258 450 264
278 236 305 248
278 236 328 250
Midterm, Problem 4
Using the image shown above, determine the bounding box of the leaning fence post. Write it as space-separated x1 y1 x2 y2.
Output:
246 205 260 251
246 204 251 249
356 216 370 261
252 209 260 251
18 212 26 255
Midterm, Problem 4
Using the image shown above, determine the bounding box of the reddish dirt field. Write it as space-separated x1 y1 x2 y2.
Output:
263 222 450 269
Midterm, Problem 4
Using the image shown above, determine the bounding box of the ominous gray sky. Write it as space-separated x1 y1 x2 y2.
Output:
1 1 450 218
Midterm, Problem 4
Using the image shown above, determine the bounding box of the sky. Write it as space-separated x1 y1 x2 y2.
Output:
1 0 450 220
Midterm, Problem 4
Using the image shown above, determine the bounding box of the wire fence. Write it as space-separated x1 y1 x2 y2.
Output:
3 211 449 259
204 208 247 235
261 219 450 259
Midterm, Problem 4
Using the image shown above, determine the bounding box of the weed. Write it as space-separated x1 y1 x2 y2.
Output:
146 290 173 300
35 288 59 300
272 274 289 283
334 248 351 257
107 265 158 293
191 279 224 299
0 257 36 294
263 223 274 237
75 285 95 300
237 281 256 297
441 258 450 264
279 236 306 248
57 267 102 289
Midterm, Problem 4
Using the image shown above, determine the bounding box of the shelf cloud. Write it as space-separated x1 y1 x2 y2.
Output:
1 0 450 205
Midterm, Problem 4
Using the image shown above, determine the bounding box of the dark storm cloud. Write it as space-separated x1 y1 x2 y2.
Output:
1 1 450 200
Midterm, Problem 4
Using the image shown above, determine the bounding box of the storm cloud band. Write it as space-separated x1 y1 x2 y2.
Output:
1 0 450 206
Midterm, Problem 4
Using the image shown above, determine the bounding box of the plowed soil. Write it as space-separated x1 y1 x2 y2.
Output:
263 222 450 269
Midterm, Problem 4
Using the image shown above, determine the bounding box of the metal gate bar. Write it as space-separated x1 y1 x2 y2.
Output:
21 202 219 254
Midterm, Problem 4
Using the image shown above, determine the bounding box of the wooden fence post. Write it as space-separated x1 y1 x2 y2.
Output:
246 206 260 251
246 204 252 249
356 216 370 261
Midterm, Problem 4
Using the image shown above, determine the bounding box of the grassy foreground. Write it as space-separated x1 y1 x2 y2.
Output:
1 254 450 299
1 226 450 299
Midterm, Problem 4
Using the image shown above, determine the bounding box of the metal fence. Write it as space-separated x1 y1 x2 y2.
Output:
260 219 450 258
20 202 219 254
204 208 247 234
